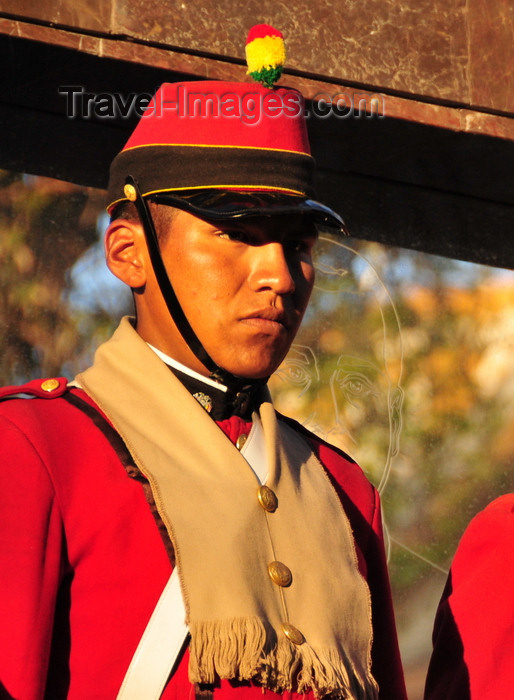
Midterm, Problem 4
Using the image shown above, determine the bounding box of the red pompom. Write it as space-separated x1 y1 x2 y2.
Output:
246 24 283 45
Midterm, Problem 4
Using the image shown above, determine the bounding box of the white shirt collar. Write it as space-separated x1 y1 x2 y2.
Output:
147 344 228 393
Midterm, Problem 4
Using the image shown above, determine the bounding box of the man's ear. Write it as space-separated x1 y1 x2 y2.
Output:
104 219 147 289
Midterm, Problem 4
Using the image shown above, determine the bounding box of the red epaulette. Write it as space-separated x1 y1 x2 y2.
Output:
0 377 69 400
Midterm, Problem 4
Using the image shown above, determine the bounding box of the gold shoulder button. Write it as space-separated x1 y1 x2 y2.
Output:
41 378 60 392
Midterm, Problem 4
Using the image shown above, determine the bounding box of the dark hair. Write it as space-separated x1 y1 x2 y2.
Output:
109 200 178 243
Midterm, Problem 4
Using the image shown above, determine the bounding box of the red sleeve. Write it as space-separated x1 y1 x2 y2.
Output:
425 494 514 700
0 412 66 700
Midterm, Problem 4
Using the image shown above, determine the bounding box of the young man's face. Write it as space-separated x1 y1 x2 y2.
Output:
137 207 318 379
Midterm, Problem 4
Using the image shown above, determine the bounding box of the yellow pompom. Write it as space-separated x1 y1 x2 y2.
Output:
245 24 286 88
246 35 286 73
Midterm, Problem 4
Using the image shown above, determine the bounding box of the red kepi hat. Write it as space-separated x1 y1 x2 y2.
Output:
107 25 346 231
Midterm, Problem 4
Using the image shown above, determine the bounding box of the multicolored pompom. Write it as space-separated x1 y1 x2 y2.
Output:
245 24 286 89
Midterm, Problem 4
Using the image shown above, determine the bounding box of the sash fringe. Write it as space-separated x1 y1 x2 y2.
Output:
188 617 378 699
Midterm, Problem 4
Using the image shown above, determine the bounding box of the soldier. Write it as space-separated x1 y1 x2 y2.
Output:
0 26 406 700
425 494 514 700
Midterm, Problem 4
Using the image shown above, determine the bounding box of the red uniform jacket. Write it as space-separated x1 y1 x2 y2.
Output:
424 494 514 700
0 378 406 700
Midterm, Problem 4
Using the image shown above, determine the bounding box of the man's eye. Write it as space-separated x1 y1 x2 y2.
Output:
276 361 311 388
218 230 249 243
333 370 379 405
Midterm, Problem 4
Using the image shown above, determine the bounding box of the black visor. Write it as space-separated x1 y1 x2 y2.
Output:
147 190 348 234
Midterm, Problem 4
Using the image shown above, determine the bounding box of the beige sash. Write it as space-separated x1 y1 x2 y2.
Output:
77 318 378 699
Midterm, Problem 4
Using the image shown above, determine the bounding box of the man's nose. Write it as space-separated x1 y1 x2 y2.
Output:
247 242 296 295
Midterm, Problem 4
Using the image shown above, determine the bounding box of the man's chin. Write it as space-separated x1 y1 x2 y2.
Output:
216 356 286 381
225 366 278 381
205 337 292 380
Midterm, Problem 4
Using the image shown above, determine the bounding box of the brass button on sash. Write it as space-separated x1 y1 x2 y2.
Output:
282 623 305 645
268 561 292 587
236 434 248 450
257 485 278 512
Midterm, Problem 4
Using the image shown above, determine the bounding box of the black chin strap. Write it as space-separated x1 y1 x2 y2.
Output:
125 176 266 392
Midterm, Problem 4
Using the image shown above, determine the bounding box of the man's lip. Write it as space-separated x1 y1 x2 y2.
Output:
241 308 292 329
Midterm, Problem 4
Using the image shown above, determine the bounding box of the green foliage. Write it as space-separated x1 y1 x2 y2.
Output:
0 171 119 383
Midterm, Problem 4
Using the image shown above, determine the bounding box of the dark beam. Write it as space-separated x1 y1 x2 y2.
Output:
1 34 512 269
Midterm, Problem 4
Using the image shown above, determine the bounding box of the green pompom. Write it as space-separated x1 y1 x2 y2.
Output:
249 66 284 89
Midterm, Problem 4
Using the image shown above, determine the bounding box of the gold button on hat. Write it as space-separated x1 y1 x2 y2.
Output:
236 434 248 450
41 378 60 392
123 183 137 201
282 622 305 645
257 485 278 512
268 561 292 587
